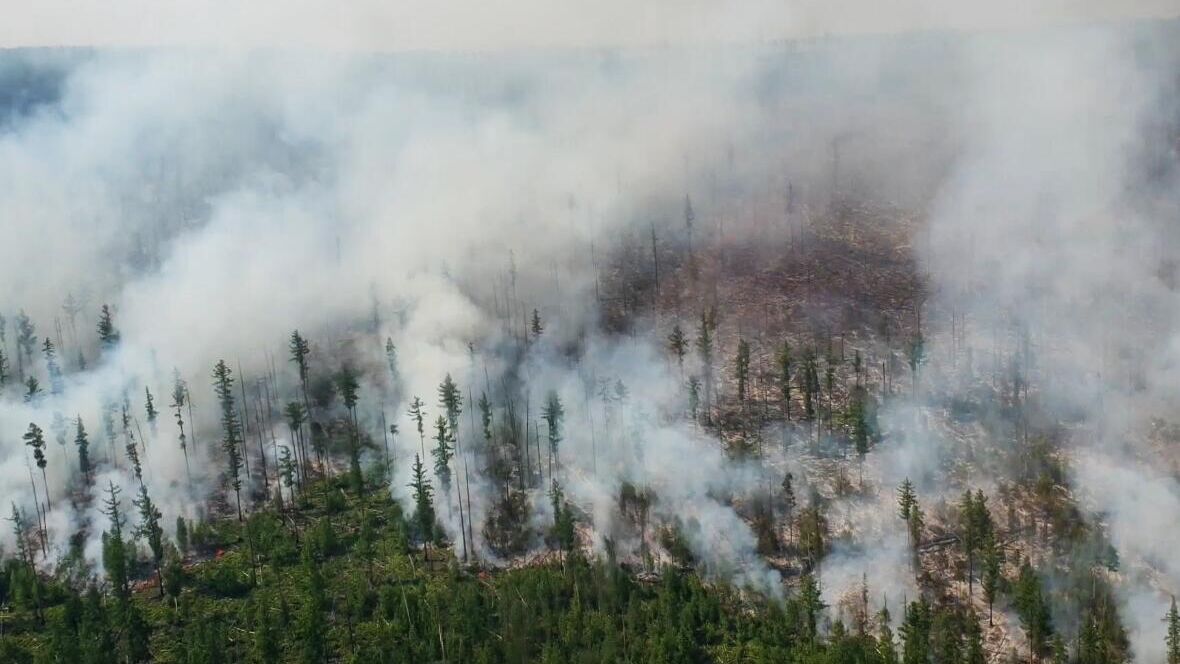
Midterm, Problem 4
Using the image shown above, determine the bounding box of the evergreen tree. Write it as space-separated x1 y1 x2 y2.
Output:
899 598 931 664
171 372 191 481
408 396 427 457
1166 597 1180 664
144 386 158 427
897 478 916 521
176 515 189 554
981 532 1001 626
1014 559 1054 660
695 309 715 423
297 544 330 664
667 324 687 374
409 453 436 547
24 422 50 509
15 310 36 380
101 481 130 600
384 337 400 391
877 604 898 664
735 338 750 403
798 573 825 644
212 360 245 520
336 365 363 495
43 336 63 395
542 390 565 462
97 304 120 348
687 376 701 422
964 610 986 664
74 416 92 486
778 340 792 420
432 415 453 491
23 375 42 404
531 308 544 340
133 484 165 597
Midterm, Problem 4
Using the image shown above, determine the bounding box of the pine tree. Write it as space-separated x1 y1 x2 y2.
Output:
778 340 792 420
212 360 245 520
798 573 825 644
432 415 453 491
877 604 898 664
23 375 42 404
964 610 986 664
1014 559 1054 660
897 478 916 521
43 336 63 395
981 532 1001 626
144 386 158 427
336 365 363 495
171 372 191 481
0 344 9 387
133 484 165 597
687 376 701 422
96 304 119 348
101 481 130 600
542 390 565 462
24 422 50 509
1166 597 1180 664
297 543 330 664
15 310 36 380
667 324 687 374
899 598 931 664
735 338 750 403
531 308 544 340
408 396 427 457
74 416 92 487
696 309 715 423
409 453 436 548
384 336 400 392
175 515 189 554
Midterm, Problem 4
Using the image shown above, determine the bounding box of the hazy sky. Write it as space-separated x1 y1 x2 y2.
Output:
2 0 1178 52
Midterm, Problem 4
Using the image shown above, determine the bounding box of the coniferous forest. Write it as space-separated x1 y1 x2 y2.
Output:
2 9 1180 664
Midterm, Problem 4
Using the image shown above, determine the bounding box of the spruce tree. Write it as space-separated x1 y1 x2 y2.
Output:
735 338 750 403
695 309 715 423
43 336 63 395
212 360 245 520
1167 597 1180 664
24 422 50 509
409 453 436 550
133 484 165 597
778 340 792 420
96 304 119 348
542 390 564 462
74 416 92 487
667 324 687 374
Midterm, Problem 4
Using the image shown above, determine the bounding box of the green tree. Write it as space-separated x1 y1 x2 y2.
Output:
43 336 63 394
97 304 120 348
410 453 436 548
133 483 166 597
1014 559 1054 660
897 479 916 521
667 324 687 374
1166 597 1180 664
542 390 565 462
212 359 245 520
75 416 92 487
778 340 792 421
695 309 715 423
735 338 750 403
24 422 50 509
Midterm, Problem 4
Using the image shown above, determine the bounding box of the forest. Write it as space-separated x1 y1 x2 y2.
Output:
2 8 1180 664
